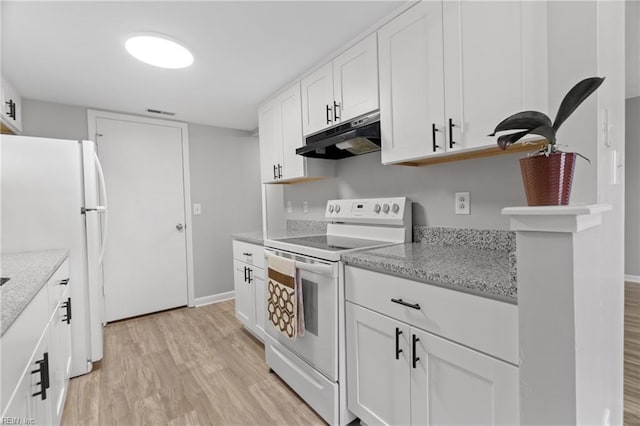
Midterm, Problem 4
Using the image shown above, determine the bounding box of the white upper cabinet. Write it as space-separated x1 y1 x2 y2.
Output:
259 82 334 184
443 0 547 152
379 0 547 164
332 33 379 124
1 76 23 134
302 33 379 136
379 1 445 164
301 62 335 136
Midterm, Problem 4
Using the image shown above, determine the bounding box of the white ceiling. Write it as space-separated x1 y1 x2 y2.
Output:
1 1 404 131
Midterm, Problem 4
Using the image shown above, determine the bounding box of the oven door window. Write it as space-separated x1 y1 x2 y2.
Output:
301 278 318 336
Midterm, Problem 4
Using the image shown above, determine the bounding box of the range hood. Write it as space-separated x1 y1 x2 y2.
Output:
296 111 380 160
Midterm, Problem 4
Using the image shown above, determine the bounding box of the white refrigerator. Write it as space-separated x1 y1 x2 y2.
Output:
1 135 107 377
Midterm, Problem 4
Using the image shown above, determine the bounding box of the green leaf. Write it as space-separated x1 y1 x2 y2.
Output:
497 130 530 150
553 77 605 130
489 111 552 136
527 125 556 145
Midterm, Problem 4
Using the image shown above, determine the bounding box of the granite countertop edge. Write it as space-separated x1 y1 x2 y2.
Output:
232 231 264 246
342 243 517 304
1 249 70 336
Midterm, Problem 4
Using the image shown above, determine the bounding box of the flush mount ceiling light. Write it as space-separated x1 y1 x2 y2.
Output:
125 34 193 69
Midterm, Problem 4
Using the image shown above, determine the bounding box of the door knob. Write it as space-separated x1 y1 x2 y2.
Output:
176 223 184 231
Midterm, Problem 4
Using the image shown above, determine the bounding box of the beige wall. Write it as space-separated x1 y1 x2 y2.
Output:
20 99 262 300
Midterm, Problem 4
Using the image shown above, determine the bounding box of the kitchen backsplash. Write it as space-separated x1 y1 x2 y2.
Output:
413 226 516 253
286 220 327 236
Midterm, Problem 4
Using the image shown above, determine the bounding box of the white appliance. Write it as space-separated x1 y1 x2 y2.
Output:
1 135 108 377
264 197 411 425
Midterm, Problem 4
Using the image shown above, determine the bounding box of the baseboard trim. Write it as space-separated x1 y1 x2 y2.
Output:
625 275 640 284
194 291 235 307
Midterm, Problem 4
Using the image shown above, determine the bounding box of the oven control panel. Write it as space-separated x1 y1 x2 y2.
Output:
325 197 410 225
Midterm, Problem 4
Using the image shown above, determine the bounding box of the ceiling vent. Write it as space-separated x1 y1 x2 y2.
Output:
146 108 175 116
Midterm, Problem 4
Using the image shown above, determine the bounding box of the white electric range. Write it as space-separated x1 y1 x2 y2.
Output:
263 197 412 425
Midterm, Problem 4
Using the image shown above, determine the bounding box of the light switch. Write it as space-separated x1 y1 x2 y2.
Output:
193 203 202 215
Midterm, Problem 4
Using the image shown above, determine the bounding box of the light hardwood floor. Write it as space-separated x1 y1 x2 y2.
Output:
625 281 640 426
61 300 324 425
62 285 640 425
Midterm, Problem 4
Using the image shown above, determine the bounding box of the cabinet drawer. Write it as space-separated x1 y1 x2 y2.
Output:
47 259 70 317
345 266 518 364
232 240 265 270
0 284 49 411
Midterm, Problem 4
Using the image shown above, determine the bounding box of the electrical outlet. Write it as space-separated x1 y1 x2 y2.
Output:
287 201 293 213
455 192 470 215
193 203 202 215
303 201 309 213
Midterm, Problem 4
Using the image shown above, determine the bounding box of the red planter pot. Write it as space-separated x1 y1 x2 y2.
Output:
519 152 577 206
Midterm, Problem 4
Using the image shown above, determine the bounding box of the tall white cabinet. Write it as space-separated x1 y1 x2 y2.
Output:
379 0 547 164
258 82 334 184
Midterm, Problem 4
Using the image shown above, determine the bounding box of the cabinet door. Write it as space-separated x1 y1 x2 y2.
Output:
378 1 445 164
442 1 546 151
346 302 411 426
29 333 52 426
301 62 334 136
253 267 266 341
333 33 379 123
233 260 253 329
258 99 282 184
279 83 305 181
49 292 72 425
411 327 519 425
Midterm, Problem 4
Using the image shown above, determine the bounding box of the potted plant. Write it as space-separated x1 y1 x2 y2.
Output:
490 76 605 206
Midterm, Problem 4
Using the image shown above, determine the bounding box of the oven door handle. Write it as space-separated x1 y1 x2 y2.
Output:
294 261 333 276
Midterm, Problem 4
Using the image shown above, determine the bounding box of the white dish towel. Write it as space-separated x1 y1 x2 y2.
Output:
266 253 305 339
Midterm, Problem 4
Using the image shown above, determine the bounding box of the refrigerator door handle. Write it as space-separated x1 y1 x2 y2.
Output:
94 151 108 265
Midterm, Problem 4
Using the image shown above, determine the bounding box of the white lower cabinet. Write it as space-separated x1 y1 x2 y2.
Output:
1 259 73 425
232 241 265 341
345 265 519 425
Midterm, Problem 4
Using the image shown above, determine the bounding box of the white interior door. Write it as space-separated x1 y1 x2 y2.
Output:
96 117 189 322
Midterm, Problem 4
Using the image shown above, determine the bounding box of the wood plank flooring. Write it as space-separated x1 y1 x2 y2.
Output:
61 300 324 425
625 281 640 426
62 284 640 425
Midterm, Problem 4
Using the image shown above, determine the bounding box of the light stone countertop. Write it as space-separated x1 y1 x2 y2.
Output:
0 249 69 336
232 231 264 246
342 243 517 303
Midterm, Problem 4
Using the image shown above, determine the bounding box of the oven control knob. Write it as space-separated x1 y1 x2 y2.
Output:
392 203 400 214
329 205 334 213
335 204 341 213
374 204 381 213
382 204 390 213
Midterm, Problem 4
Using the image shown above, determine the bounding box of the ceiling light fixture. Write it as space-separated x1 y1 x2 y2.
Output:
125 34 193 69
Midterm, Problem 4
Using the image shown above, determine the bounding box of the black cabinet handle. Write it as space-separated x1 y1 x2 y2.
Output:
242 252 253 257
247 268 253 284
273 164 278 180
432 123 440 152
59 278 70 286
31 352 49 400
448 118 456 149
278 164 283 179
333 101 341 121
62 297 72 324
243 266 248 282
395 327 403 360
326 104 333 125
5 100 16 120
412 335 420 368
390 298 421 310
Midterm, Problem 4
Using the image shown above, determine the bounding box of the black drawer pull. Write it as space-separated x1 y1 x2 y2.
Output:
242 252 253 256
62 297 72 324
391 298 421 310
412 335 420 368
31 352 49 400
395 327 403 360
59 278 70 285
